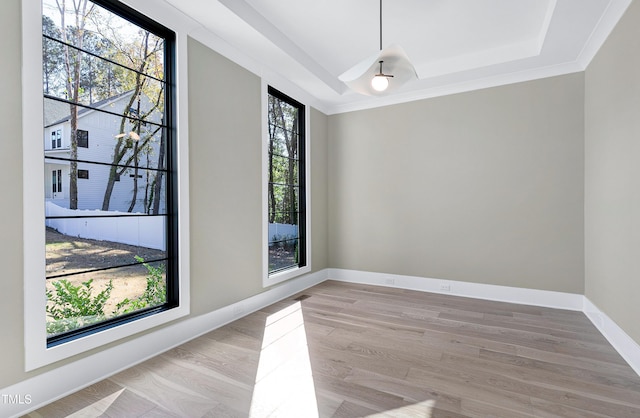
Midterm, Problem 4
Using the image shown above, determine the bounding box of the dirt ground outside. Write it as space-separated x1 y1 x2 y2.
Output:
46 227 166 316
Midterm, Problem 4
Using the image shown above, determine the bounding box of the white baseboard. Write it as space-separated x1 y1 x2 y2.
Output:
2 269 328 418
327 268 585 311
583 297 640 377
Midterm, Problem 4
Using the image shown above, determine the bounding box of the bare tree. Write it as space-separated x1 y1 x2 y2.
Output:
150 130 166 215
100 30 165 212
55 0 95 209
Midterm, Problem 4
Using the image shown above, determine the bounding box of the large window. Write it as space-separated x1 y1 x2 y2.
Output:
266 87 307 278
41 0 178 346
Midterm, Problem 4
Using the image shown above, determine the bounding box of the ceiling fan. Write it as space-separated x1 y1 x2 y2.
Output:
339 0 417 95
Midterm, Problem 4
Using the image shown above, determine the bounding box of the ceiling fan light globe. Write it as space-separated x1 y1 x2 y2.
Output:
371 75 389 91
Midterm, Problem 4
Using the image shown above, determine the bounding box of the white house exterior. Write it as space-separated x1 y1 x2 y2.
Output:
44 91 166 214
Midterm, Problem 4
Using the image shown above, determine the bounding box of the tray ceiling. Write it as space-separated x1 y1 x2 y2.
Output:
163 0 631 114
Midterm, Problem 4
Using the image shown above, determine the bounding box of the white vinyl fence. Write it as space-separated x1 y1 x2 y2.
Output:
45 201 166 251
268 223 298 244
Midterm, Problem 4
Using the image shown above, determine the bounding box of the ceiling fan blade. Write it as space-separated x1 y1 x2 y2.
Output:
339 44 418 96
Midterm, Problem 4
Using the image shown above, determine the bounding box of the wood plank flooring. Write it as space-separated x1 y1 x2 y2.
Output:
25 280 640 417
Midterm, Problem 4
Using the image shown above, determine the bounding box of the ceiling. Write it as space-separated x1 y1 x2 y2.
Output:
163 0 631 114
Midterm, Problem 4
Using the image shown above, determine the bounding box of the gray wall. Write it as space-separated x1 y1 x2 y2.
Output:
188 38 329 315
188 38 264 314
328 74 585 293
585 0 640 344
310 108 330 270
0 0 27 390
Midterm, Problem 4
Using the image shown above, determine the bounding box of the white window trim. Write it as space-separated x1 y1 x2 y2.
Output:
261 80 312 287
22 0 192 371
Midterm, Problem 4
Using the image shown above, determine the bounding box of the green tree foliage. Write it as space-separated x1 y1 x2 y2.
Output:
116 256 166 314
42 15 63 95
78 30 126 104
268 95 300 225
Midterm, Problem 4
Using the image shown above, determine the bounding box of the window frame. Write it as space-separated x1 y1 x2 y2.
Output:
262 82 311 287
51 129 61 149
52 169 61 193
23 0 191 371
76 129 88 148
77 169 89 179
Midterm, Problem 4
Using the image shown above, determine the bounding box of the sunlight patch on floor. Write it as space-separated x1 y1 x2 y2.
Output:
249 301 319 417
66 388 126 418
366 399 435 417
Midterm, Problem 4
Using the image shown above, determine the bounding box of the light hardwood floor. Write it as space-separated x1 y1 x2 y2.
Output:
25 280 640 417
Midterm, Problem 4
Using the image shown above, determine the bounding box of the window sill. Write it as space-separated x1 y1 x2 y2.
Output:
26 304 189 371
263 265 311 288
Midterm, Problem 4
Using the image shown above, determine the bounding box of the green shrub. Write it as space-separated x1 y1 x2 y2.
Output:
46 278 113 335
116 256 166 314
45 256 167 335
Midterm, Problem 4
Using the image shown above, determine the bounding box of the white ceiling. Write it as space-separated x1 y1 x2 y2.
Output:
163 0 631 114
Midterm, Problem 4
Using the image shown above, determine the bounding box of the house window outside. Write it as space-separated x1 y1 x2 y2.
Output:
267 87 306 276
77 129 89 148
51 129 61 149
41 0 178 346
52 169 62 193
